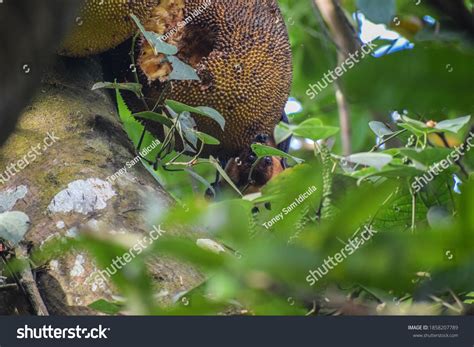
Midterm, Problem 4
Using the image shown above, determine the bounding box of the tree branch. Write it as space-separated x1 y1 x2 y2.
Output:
313 0 362 155
14 244 49 316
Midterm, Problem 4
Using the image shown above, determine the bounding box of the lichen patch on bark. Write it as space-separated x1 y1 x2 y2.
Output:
47 178 116 215
0 185 28 213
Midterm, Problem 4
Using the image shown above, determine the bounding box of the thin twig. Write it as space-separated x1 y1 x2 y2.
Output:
14 244 49 316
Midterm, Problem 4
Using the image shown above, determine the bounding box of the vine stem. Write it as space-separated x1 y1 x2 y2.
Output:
369 129 407 152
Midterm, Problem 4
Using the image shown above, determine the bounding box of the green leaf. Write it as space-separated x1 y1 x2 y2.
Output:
345 44 474 113
346 152 393 170
435 115 471 134
167 56 200 81
274 122 293 145
402 116 430 130
0 211 30 246
292 118 339 140
130 14 178 55
369 121 394 137
349 162 422 181
251 143 304 164
88 299 122 315
132 111 173 128
195 107 226 130
165 100 225 130
357 0 396 24
177 112 198 149
194 131 220 145
184 168 215 196
92 82 143 98
209 156 242 196
399 148 453 166
397 116 437 136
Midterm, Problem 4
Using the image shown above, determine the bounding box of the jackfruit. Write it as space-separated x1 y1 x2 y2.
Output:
137 0 293 159
59 0 159 57
62 0 293 160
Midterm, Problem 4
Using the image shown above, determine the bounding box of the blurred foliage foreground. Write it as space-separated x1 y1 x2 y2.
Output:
23 112 474 316
3 0 474 315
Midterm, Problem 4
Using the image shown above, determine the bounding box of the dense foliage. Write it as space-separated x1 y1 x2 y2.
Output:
10 0 474 315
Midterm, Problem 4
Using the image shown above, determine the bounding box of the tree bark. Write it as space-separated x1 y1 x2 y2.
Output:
0 57 203 315
313 0 362 155
0 0 83 146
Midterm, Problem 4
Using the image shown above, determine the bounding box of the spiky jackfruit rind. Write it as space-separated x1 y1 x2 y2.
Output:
59 0 159 57
139 0 293 159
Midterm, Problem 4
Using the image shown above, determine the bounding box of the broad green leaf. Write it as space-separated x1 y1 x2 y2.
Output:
209 156 242 196
398 116 439 135
292 118 339 140
274 122 293 145
194 131 220 145
349 162 422 181
130 14 178 55
402 116 430 130
399 148 453 166
177 112 198 149
166 100 225 130
369 121 394 137
251 144 304 164
196 107 226 130
435 115 471 134
346 152 393 170
92 82 143 98
150 237 225 269
167 56 200 81
133 111 173 128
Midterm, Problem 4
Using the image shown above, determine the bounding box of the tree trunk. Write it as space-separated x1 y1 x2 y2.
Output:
0 57 203 315
0 0 82 145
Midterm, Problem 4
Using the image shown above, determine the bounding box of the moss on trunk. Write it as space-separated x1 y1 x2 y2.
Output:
0 57 203 315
